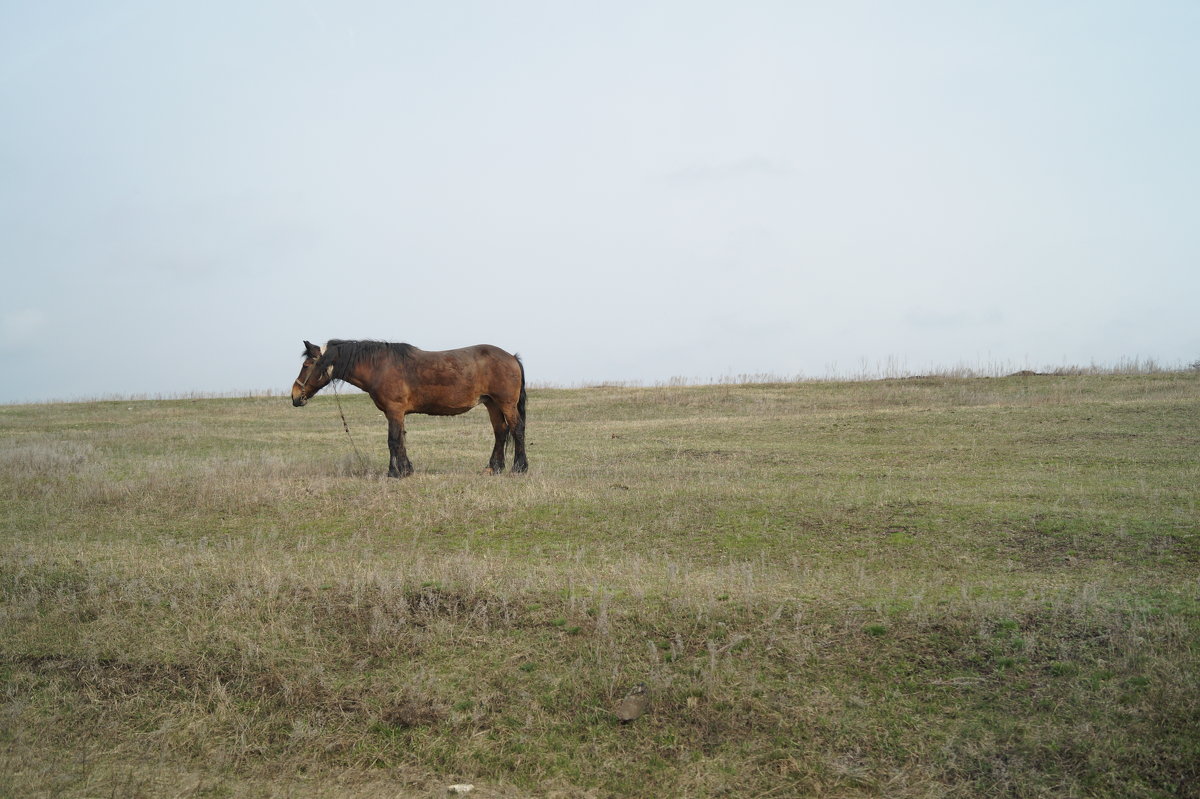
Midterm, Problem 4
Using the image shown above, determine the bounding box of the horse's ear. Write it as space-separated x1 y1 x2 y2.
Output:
304 340 321 359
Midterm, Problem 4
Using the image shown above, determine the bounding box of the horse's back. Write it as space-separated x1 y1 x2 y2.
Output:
436 344 515 361
412 344 518 377
404 344 522 414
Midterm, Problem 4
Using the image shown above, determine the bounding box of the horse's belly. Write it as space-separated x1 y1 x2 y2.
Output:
422 406 474 416
412 399 479 416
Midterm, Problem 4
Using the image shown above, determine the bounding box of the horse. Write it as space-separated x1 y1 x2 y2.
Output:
291 340 527 477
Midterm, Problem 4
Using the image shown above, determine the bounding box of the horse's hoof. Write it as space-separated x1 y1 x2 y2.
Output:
482 467 495 475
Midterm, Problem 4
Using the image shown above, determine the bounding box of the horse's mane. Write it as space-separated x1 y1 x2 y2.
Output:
319 340 415 381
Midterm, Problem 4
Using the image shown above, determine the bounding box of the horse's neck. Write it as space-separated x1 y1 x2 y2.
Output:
340 352 413 397
339 361 374 394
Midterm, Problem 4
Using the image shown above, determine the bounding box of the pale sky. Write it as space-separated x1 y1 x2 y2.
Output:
2 1 1198 403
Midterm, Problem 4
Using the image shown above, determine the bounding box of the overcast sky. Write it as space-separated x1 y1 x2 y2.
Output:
2 1 1197 403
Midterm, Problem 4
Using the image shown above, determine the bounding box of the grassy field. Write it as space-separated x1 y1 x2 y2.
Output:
2 373 1198 797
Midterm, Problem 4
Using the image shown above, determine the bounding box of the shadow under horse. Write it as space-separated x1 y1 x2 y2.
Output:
291 339 527 477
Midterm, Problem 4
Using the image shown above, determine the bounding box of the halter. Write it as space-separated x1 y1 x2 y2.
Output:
293 356 328 398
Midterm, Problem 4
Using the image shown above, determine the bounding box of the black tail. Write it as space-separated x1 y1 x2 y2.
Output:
509 354 529 472
504 354 527 454
516 354 527 427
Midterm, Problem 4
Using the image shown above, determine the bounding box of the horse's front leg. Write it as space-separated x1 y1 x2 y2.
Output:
387 415 414 478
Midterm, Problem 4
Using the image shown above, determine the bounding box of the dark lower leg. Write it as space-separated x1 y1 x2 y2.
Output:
388 418 413 477
485 403 507 473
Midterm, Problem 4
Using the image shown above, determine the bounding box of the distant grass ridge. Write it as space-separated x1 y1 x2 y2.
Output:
2 372 1198 797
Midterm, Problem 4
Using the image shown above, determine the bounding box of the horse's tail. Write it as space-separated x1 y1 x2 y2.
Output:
510 353 528 471
516 354 527 428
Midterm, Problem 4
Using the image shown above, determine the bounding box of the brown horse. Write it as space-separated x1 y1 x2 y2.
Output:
291 340 527 477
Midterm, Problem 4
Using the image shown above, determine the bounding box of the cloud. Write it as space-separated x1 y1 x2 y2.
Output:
905 307 1004 330
662 156 796 185
1 308 48 344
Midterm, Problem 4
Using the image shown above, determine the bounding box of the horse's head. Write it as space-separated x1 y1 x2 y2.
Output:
291 340 334 406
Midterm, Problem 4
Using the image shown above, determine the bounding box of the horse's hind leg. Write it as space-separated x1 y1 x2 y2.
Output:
492 398 527 474
483 401 508 474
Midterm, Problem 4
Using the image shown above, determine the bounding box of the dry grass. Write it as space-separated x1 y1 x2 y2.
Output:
2 372 1198 797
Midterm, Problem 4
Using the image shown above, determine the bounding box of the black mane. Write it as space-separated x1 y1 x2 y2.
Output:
319 339 415 382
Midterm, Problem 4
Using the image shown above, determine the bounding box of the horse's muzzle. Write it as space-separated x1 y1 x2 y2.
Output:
292 396 307 407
